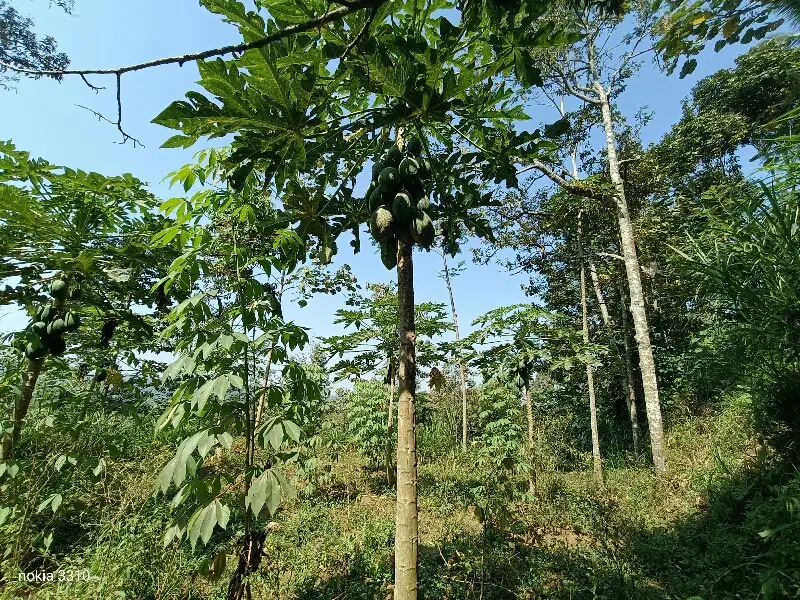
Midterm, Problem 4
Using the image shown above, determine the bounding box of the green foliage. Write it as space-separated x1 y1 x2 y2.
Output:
343 380 392 466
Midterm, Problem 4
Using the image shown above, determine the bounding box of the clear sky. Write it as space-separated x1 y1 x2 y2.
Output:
0 0 763 348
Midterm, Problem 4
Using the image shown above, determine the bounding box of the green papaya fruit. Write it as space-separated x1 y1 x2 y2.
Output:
380 238 398 270
47 319 66 336
368 186 385 213
50 279 68 300
68 286 82 300
410 211 435 249
46 335 67 357
399 157 420 183
392 192 414 224
406 138 422 156
370 207 395 241
25 341 46 360
95 369 108 383
32 321 47 337
63 312 81 332
385 145 402 167
418 157 432 179
378 167 400 194
417 195 430 211
38 305 55 323
371 160 386 181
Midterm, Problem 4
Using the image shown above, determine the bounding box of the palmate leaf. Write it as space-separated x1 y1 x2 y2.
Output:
187 499 230 550
245 469 282 518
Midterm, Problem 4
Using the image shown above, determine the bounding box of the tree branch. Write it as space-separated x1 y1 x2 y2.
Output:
517 159 606 200
0 0 384 78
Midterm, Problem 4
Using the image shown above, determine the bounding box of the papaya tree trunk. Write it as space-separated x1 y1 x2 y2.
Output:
395 237 418 600
1 357 45 461
596 82 666 474
524 382 535 494
619 280 640 455
440 251 469 451
578 211 603 483
386 364 397 488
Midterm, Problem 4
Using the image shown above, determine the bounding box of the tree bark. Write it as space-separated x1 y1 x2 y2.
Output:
588 261 611 326
1 357 45 461
596 82 666 473
440 252 469 451
524 383 536 494
386 364 397 488
395 237 418 600
254 275 286 429
619 281 641 456
578 211 604 483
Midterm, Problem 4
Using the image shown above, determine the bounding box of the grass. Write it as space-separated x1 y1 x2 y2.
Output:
2 391 799 599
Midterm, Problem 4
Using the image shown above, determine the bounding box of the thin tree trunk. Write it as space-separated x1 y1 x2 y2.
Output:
1 357 45 461
596 83 666 473
386 364 397 488
440 251 469 451
395 237 418 600
578 211 603 483
254 275 286 429
524 383 536 494
589 259 639 455
588 261 611 326
619 281 640 456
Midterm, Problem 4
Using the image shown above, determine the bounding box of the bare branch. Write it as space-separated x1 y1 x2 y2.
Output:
79 74 104 92
517 159 606 200
0 0 384 79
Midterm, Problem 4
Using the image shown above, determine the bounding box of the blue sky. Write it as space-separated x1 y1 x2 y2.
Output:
0 0 763 348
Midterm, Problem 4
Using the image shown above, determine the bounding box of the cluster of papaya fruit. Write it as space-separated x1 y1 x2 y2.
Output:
511 354 535 390
366 138 436 270
25 279 82 360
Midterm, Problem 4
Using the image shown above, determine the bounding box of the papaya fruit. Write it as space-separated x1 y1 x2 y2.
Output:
392 192 414 224
47 318 66 336
50 279 68 300
95 369 108 383
399 157 420 183
68 286 82 300
385 145 402 167
38 305 55 323
378 167 400 194
380 238 398 270
418 157 432 179
46 335 67 357
411 211 435 249
406 138 422 157
64 312 81 332
371 160 386 181
370 207 395 242
368 186 385 213
417 195 430 211
32 321 47 337
25 341 46 360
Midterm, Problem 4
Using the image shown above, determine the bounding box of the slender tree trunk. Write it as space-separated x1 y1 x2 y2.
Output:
440 251 469 451
578 211 604 483
589 259 639 455
1 357 45 461
619 281 640 455
386 365 397 488
395 237 418 600
596 83 666 473
588 261 611 326
254 275 286 429
524 383 536 494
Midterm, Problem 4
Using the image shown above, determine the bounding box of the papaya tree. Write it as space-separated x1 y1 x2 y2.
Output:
319 281 452 486
460 303 607 491
0 141 177 461
148 0 593 594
